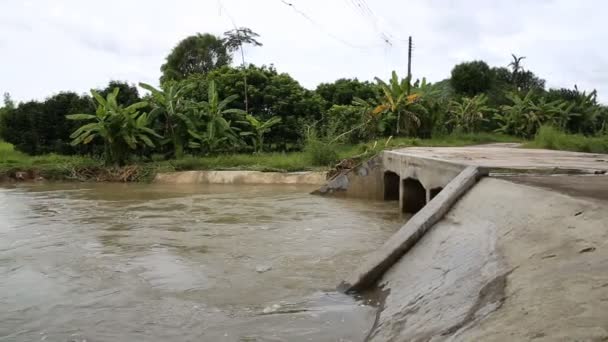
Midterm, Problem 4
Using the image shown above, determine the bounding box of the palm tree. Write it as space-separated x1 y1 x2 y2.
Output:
189 80 246 153
139 82 196 159
508 54 526 88
67 88 161 165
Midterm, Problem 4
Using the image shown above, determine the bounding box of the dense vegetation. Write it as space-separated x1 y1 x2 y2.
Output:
1 31 607 178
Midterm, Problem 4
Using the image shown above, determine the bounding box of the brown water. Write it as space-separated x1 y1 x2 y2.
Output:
0 183 402 342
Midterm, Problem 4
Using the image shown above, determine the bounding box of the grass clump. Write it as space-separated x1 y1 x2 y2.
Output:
304 139 340 167
528 125 608 154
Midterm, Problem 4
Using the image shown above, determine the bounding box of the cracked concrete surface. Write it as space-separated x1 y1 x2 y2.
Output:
370 177 608 341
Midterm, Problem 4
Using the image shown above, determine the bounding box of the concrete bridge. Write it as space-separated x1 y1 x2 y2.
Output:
316 145 608 340
316 144 608 214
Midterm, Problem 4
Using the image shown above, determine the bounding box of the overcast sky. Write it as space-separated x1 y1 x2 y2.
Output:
1 0 607 103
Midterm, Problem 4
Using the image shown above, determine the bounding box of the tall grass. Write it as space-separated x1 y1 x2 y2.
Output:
528 126 608 154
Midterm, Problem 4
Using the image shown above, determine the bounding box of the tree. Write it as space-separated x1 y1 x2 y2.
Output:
67 88 161 165
242 114 281 152
204 65 325 148
160 33 231 83
374 71 429 136
508 54 526 86
139 81 197 159
450 61 493 96
517 70 546 92
188 80 246 153
547 87 604 134
99 81 141 106
447 94 493 133
494 90 570 138
2 93 15 110
0 93 15 141
0 92 95 155
223 27 263 113
315 78 378 109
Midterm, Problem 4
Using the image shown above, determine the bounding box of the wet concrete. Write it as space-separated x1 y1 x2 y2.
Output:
370 178 608 341
0 183 404 341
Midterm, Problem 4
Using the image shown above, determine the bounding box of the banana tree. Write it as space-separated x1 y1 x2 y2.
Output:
139 81 196 159
242 114 281 152
374 71 428 136
67 88 161 165
495 90 569 138
188 80 246 153
447 94 493 133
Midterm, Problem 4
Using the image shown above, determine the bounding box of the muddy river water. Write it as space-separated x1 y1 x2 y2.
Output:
0 183 402 341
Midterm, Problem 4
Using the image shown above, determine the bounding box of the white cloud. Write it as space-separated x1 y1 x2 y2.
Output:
0 0 607 103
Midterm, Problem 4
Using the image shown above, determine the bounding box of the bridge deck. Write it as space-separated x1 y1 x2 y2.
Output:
390 144 608 173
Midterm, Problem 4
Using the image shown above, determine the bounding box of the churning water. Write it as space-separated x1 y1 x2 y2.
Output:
0 183 402 341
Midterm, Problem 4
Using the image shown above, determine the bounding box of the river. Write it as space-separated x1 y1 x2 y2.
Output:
0 183 402 341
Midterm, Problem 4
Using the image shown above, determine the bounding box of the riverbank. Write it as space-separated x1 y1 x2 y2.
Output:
0 133 519 183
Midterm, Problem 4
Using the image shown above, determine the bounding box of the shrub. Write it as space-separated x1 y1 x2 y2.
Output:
531 125 608 154
304 138 339 166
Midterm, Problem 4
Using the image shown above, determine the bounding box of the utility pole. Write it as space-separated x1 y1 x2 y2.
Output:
406 36 412 95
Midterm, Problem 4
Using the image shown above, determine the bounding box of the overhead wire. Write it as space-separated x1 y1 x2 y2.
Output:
278 0 382 50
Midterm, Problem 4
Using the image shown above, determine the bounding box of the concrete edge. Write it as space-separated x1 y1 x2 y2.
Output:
337 165 487 293
153 170 328 185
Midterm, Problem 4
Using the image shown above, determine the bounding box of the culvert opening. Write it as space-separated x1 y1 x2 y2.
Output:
384 171 400 201
430 187 443 200
402 178 426 214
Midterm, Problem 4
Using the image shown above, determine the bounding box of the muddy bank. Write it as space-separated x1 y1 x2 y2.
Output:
371 177 608 341
154 170 327 185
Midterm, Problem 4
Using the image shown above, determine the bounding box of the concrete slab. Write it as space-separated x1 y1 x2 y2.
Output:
369 177 608 341
390 145 608 173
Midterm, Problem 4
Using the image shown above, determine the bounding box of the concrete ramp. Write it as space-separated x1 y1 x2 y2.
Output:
368 177 608 341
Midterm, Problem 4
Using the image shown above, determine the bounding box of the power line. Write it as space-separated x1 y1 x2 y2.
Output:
346 0 395 46
278 0 381 50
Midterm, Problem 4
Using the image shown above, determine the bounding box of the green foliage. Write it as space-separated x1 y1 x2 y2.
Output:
139 81 197 158
67 88 161 165
494 90 571 138
188 80 246 153
223 27 263 52
324 104 365 143
243 114 281 152
204 65 325 147
0 93 95 155
374 71 429 136
447 94 494 133
546 88 606 134
160 33 231 83
530 125 608 154
315 78 378 109
2 93 15 109
304 139 339 167
450 61 493 96
99 81 141 106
